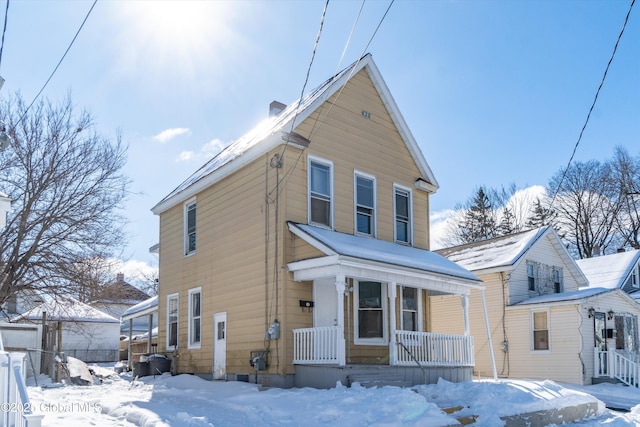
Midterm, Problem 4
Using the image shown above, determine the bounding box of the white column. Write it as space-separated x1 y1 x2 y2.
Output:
388 282 397 365
480 289 498 380
335 275 346 366
461 294 470 336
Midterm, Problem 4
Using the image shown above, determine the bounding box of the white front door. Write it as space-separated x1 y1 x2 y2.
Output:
213 312 227 380
314 278 337 327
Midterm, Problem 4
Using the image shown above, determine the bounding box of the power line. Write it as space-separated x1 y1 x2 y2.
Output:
278 0 330 163
0 0 9 72
549 0 635 209
16 0 98 126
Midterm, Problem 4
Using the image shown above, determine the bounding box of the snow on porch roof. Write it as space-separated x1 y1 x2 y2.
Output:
121 295 158 322
288 222 480 284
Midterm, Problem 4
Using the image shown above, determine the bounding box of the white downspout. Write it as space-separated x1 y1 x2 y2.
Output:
481 288 498 380
388 282 397 365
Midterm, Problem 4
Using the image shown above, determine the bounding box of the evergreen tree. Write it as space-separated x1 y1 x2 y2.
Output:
526 197 556 229
459 187 497 243
499 206 517 235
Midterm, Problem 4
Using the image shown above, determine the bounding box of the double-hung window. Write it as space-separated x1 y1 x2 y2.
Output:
188 287 202 348
355 172 375 236
553 268 562 293
532 311 549 351
401 287 421 331
527 262 536 291
184 199 197 255
394 185 412 244
355 281 387 345
309 157 333 228
167 293 179 349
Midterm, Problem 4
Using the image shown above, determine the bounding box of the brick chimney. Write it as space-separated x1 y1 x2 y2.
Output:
116 272 125 283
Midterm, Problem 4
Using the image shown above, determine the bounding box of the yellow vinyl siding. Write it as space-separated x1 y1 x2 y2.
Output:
158 65 434 377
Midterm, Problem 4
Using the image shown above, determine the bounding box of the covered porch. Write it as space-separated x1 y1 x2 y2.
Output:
287 223 495 386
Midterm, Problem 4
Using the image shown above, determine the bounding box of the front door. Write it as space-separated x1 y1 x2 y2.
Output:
213 312 227 380
314 278 337 327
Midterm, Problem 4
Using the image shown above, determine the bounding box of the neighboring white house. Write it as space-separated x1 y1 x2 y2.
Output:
13 296 120 363
577 249 640 294
432 226 640 386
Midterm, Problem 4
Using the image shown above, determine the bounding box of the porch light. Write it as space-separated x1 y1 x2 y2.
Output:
588 307 595 318
608 309 615 321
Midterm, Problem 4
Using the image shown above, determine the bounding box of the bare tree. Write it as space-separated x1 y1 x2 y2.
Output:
610 146 640 250
548 159 620 258
0 94 130 313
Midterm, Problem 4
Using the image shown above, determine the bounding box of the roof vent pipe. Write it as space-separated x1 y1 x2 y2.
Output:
269 101 286 117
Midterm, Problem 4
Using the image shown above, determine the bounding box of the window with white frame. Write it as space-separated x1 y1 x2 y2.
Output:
188 287 202 348
184 199 197 255
394 186 412 244
401 286 421 331
167 293 179 349
355 172 375 236
308 157 333 228
532 311 549 351
527 262 536 291
553 268 562 293
355 281 387 344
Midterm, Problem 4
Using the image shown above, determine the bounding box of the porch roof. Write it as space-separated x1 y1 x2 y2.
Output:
287 222 482 295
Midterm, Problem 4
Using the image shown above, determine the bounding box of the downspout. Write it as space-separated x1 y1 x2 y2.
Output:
480 288 498 380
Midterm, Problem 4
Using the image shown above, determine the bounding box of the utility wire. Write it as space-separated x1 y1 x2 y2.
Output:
549 0 635 209
270 0 395 200
0 0 9 72
277 0 329 164
16 0 98 126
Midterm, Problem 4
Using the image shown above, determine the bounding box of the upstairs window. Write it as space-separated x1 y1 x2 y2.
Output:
355 173 375 236
527 263 536 291
394 186 412 244
188 287 202 348
184 199 197 255
553 268 562 293
309 157 333 228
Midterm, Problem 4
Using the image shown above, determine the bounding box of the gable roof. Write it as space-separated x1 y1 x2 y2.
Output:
507 287 639 310
288 222 481 286
152 54 438 215
92 275 150 305
576 249 640 289
13 296 120 324
436 227 586 286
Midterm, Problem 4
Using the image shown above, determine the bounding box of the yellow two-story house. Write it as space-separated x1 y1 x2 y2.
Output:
151 54 486 388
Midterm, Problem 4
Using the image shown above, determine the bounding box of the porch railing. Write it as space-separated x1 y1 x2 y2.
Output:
292 326 345 365
595 349 640 388
0 352 44 427
395 331 474 367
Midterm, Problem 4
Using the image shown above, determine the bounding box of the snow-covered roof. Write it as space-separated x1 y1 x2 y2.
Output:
508 287 639 309
576 249 640 289
288 222 480 284
13 296 120 324
152 54 438 215
436 227 549 272
121 295 158 321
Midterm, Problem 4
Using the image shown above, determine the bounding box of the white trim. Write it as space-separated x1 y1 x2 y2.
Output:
353 280 388 346
307 155 334 229
354 170 377 237
188 287 202 349
400 286 423 332
393 184 413 246
183 197 197 257
531 309 551 352
166 293 179 350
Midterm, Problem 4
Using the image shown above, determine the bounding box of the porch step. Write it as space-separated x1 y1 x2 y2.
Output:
346 373 412 388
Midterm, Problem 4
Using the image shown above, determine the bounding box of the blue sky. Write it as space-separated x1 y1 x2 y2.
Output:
0 1 637 274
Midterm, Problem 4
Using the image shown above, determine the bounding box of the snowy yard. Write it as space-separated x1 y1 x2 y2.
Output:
24 369 640 427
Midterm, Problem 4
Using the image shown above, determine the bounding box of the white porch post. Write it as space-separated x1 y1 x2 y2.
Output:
461 294 470 336
335 275 346 366
388 282 397 365
480 288 498 380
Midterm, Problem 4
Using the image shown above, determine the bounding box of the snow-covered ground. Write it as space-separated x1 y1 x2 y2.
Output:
24 368 640 427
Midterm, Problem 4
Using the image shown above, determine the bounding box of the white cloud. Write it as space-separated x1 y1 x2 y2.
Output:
175 138 229 163
430 208 460 250
154 128 191 143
